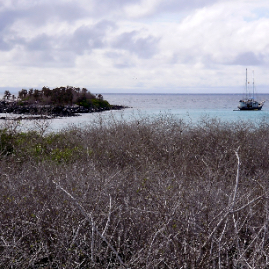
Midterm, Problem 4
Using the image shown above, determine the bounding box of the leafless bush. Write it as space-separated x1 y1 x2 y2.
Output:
1 115 269 268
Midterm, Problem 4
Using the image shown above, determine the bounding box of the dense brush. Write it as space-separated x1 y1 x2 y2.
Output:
1 114 269 268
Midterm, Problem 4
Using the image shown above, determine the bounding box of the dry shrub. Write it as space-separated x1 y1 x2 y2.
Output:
1 115 269 268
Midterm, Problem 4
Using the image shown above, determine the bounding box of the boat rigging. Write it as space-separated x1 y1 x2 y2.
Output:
237 68 264 111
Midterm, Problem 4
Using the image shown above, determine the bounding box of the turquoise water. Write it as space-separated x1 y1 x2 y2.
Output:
103 93 269 124
1 94 269 132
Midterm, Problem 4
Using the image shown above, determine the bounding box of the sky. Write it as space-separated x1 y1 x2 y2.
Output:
1 0 269 94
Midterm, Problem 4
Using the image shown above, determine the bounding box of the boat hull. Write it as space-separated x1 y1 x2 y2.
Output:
238 106 262 111
238 99 264 110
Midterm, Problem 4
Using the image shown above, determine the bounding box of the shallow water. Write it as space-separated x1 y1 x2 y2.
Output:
1 93 269 132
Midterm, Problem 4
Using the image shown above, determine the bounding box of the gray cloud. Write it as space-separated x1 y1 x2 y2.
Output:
1 19 116 67
112 31 160 59
0 10 18 31
1 0 269 91
231 52 265 66
0 0 220 25
9 20 116 54
64 20 116 54
89 0 140 17
87 0 222 19
114 62 135 69
0 2 87 33
105 51 135 68
156 0 221 13
2 0 222 31
0 37 12 51
0 1 90 54
26 34 54 51
24 2 88 24
0 0 223 33
11 48 77 68
0 0 138 28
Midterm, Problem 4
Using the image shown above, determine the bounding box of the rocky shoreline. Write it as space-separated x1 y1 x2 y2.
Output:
0 101 127 120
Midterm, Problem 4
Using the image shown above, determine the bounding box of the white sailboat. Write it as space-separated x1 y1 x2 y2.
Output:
238 68 264 110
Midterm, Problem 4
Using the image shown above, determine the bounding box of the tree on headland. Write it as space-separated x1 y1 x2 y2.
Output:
18 89 28 99
16 86 110 109
42 87 51 98
4 90 11 100
33 89 41 101
64 87 73 105
28 89 34 98
96 94 103 100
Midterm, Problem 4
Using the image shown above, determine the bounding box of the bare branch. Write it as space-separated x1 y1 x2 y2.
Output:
52 180 126 268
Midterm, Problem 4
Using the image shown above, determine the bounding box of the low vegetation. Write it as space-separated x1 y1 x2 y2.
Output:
0 87 121 117
1 115 269 268
4 87 106 107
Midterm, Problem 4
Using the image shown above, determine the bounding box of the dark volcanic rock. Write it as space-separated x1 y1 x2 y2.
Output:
0 101 127 118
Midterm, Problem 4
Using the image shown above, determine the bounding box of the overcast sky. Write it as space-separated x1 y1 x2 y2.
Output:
1 0 269 93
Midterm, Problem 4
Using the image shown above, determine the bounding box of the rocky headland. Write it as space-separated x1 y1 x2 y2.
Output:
0 86 127 119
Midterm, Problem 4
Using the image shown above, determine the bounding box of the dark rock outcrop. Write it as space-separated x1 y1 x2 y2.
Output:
0 101 127 118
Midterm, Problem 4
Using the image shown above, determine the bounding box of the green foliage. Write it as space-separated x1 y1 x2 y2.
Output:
76 96 92 108
76 96 111 109
1 128 87 163
43 133 67 145
0 129 14 155
91 99 111 108
17 86 103 107
50 147 81 163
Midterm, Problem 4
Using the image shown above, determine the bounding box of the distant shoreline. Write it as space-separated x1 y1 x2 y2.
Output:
0 102 127 119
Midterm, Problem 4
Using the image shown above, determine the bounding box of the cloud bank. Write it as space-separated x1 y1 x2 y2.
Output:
1 0 269 93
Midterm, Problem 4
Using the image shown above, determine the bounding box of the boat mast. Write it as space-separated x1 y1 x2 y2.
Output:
246 68 248 99
252 70 254 100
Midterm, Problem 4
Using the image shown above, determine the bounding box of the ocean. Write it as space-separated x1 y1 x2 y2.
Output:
1 93 269 132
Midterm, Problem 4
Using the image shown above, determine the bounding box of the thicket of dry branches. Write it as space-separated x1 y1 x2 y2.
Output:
1 114 269 268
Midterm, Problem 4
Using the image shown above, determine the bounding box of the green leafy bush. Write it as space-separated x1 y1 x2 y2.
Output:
0 129 15 155
91 99 111 108
50 146 82 163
